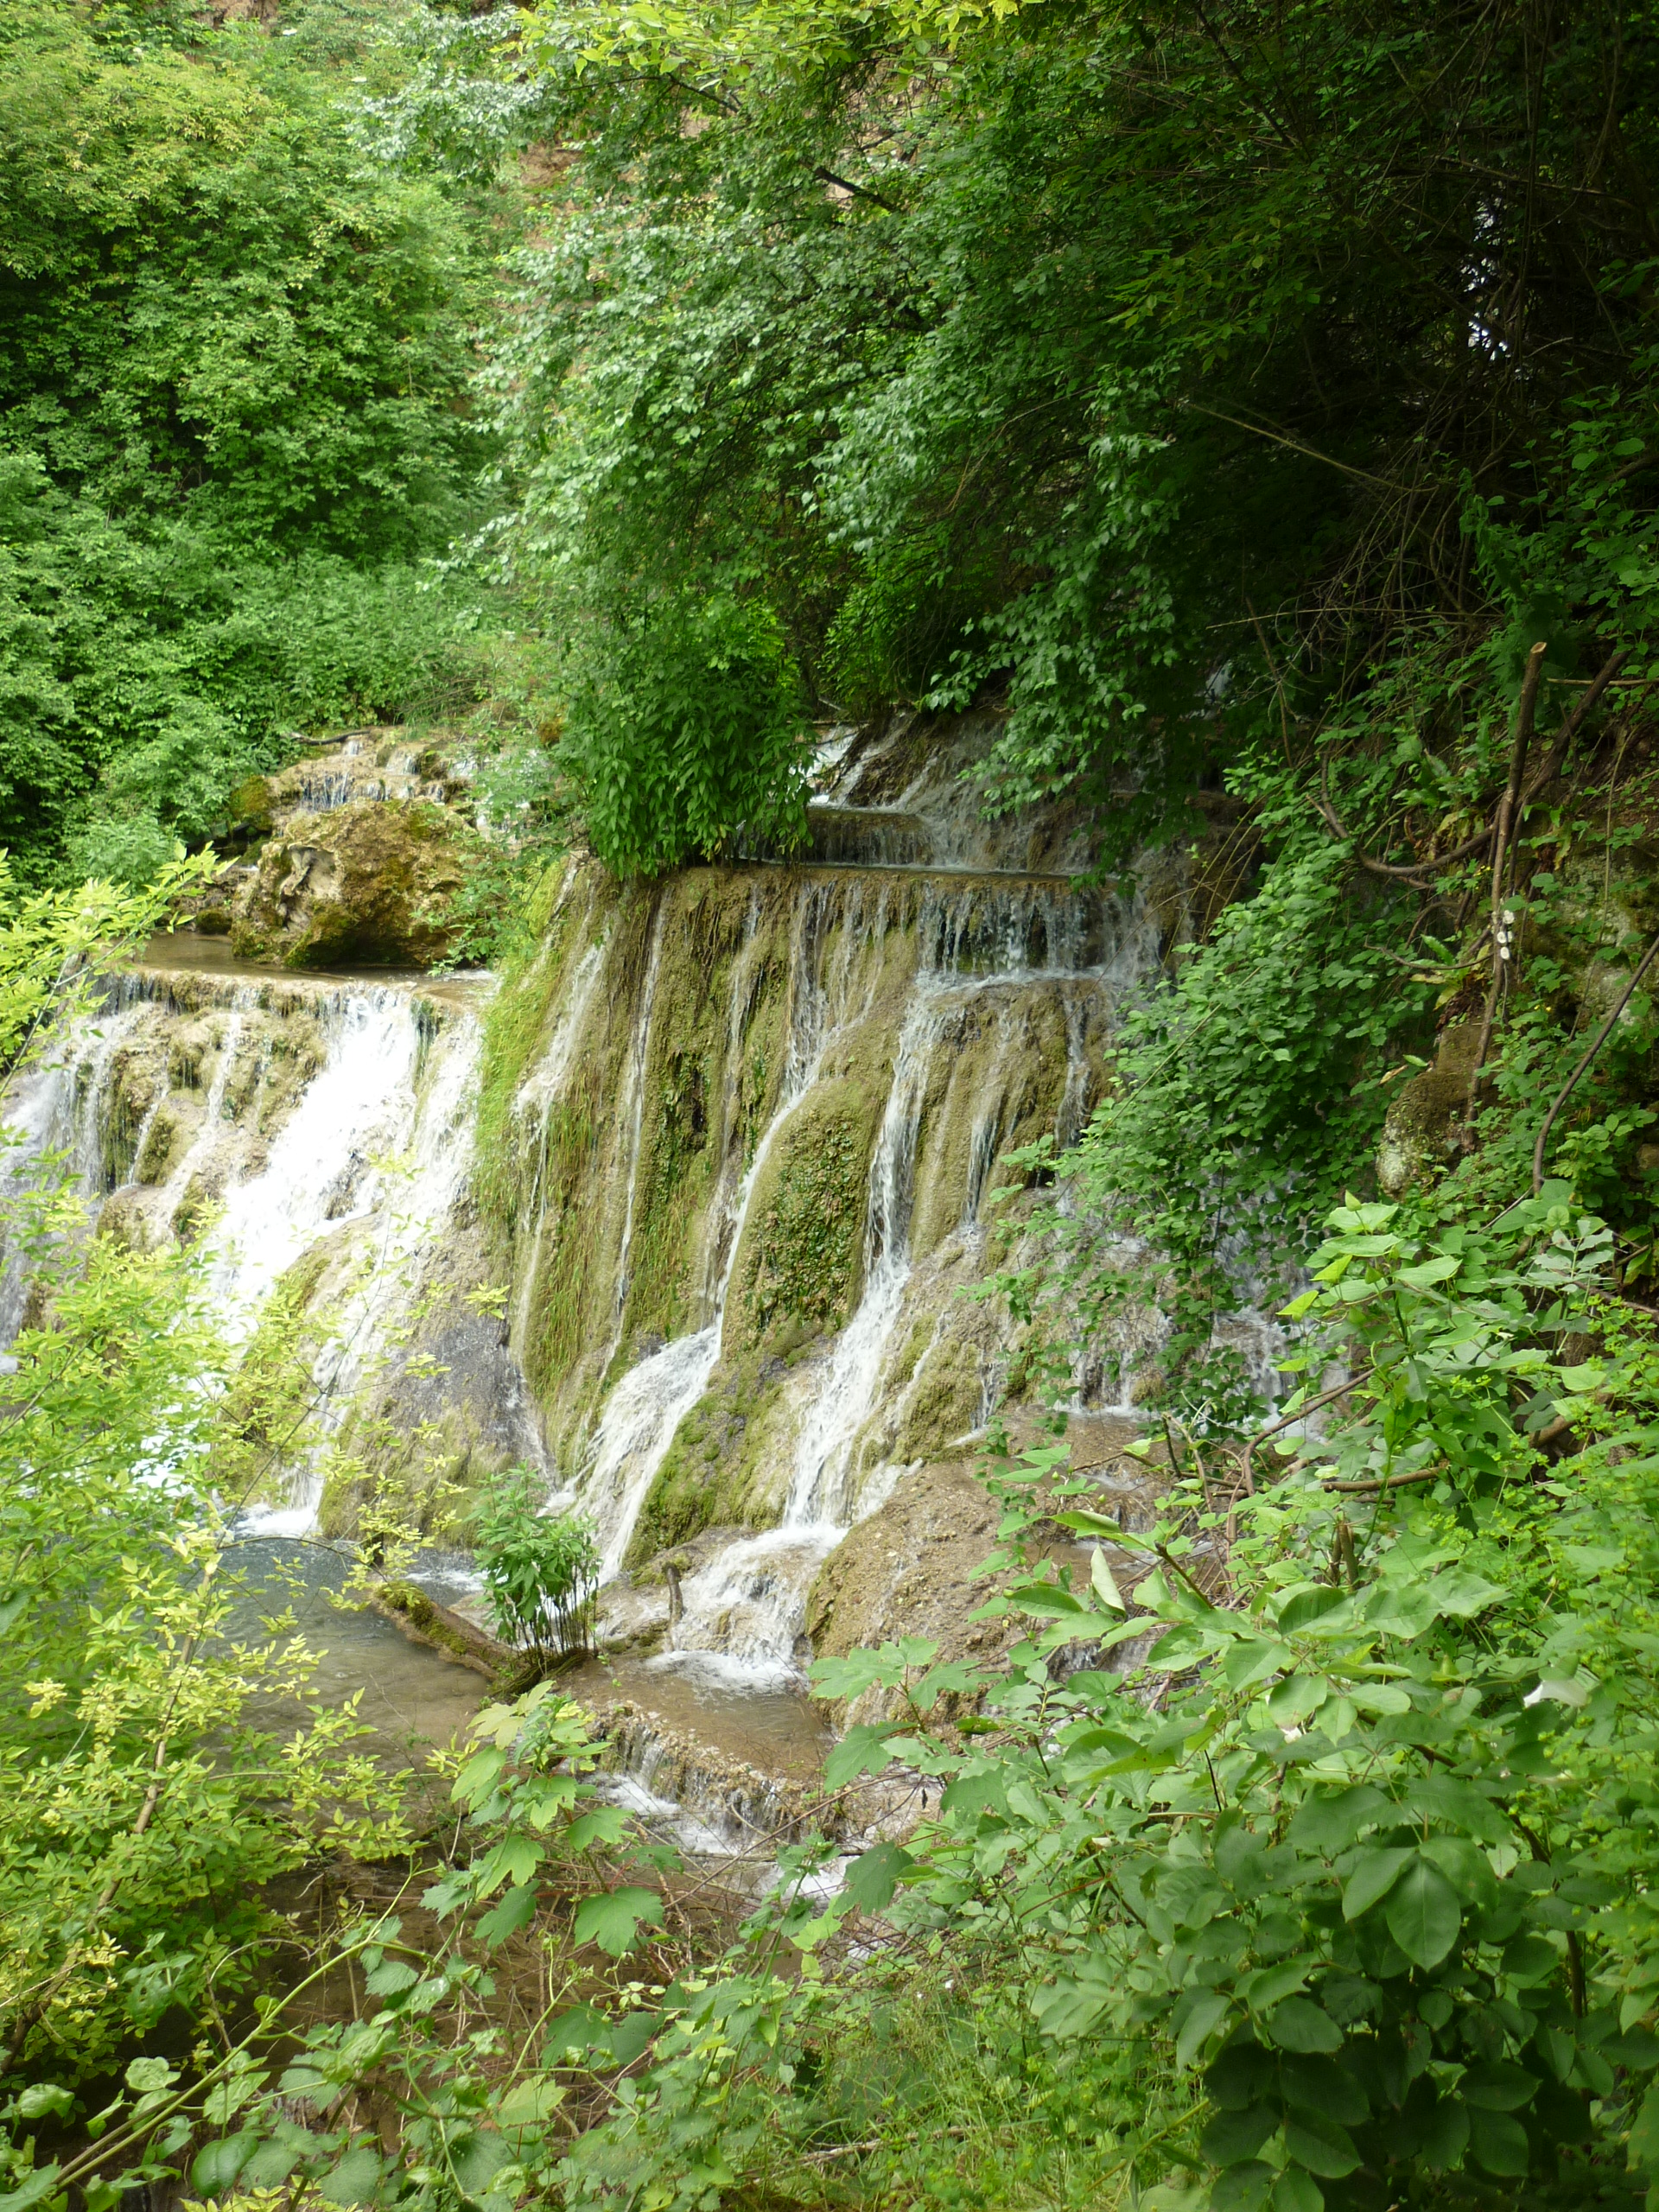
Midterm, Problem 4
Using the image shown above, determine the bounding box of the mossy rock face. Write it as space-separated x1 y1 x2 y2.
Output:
229 798 474 969
734 1080 881 1351
624 1342 806 1563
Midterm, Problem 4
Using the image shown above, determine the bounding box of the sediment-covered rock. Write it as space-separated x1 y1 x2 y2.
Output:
230 796 474 970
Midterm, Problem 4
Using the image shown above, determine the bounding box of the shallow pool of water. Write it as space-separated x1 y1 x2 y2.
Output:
226 1539 486 1758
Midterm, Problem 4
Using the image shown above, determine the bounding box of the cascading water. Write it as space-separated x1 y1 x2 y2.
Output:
0 945 492 1535
493 785 1173 1685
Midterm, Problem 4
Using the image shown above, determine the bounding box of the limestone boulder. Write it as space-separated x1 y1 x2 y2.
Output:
231 798 474 970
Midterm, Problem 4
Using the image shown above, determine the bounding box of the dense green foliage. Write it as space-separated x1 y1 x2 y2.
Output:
395 0 1659 867
473 1476 599 1664
0 0 495 881
16 4 1659 2212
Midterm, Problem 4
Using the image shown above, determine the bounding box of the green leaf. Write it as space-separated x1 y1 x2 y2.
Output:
15 2087 73 2122
0 2167 63 2212
1280 2053 1367 2126
1271 2173 1324 2212
1283 2111 1360 2178
940 1768 1007 1819
1459 2063 1537 2112
1031 1959 1116 2040
476 1834 543 1897
1342 1847 1414 1922
452 2130 514 2196
475 1884 540 1948
364 1960 419 1997
1288 1787 1395 1854
1174 1989 1232 2068
1200 2104 1278 2166
1466 2105 1530 2177
191 2137 257 2196
1427 1569 1506 1619
318 2146 385 2207
565 1806 630 1852
1209 2160 1274 2212
1224 1638 1292 1691
1385 1859 1462 1968
1278 1586 1346 1634
841 1840 915 1914
572 1887 664 1957
1629 2081 1659 2174
1398 1255 1461 1287
823 1722 903 1789
1268 1999 1343 2055
1418 2092 1470 2171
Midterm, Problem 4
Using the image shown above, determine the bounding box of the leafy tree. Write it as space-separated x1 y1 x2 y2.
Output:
0 0 498 880
398 0 1659 862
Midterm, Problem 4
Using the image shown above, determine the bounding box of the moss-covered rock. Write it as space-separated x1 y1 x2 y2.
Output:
1376 1022 1482 1196
734 1079 880 1347
230 798 474 969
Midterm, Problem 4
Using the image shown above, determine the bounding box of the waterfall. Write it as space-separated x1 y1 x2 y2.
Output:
0 952 491 1537
557 885 877 1575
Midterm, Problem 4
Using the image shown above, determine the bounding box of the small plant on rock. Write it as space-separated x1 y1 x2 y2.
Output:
472 1471 600 1672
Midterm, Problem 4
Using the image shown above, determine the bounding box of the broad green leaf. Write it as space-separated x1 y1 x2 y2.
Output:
191 2137 257 2196
1031 1957 1116 2039
475 1884 539 1948
1283 2111 1359 2178
496 2078 564 2130
1280 2052 1367 2126
1418 2091 1470 2171
573 1886 664 1957
1267 1999 1343 2054
364 1960 419 1996
1459 2063 1537 2112
1244 1960 1314 2012
1427 1569 1506 1619
1384 1859 1461 1968
15 2087 73 2121
1209 2162 1274 2212
1272 2172 1324 2212
1342 1846 1414 1921
941 1768 1008 1818
1466 2105 1529 2177
1174 1989 1231 2068
1629 2081 1659 2174
1090 1547 1126 1611
318 2145 384 2207
565 1806 630 1851
841 1840 915 1914
0 2168 64 2212
823 1722 903 1789
1277 1586 1346 1633
1420 1835 1497 1909
1200 2104 1278 2165
452 2130 514 2196
1224 1638 1292 1691
1287 1786 1394 1854
476 1834 543 1897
